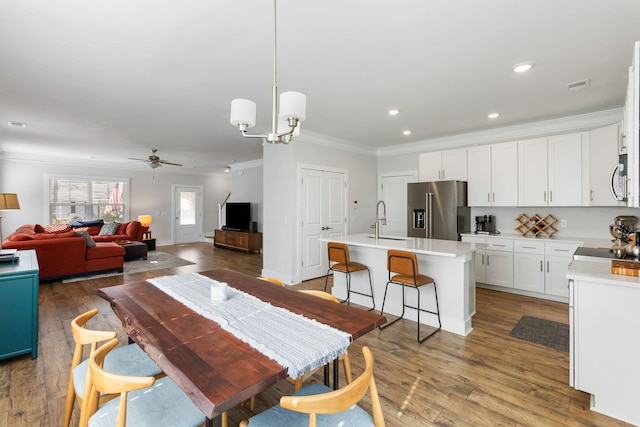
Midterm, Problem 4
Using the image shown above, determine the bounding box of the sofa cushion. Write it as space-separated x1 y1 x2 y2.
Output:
125 221 142 238
85 242 125 260
76 230 96 248
33 233 60 240
35 224 72 234
72 219 104 227
9 233 33 241
99 223 120 236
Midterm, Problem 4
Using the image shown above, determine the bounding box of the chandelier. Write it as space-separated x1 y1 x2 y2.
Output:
229 0 306 144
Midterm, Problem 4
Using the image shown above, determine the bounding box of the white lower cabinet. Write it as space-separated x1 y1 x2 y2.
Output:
513 240 545 293
544 242 581 298
463 234 581 301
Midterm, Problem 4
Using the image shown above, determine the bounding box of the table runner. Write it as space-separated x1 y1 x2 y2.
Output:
148 273 351 378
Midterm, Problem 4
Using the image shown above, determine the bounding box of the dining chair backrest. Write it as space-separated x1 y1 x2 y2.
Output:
298 289 340 303
279 346 385 427
64 309 117 427
327 242 350 264
387 250 419 278
85 338 155 426
259 277 286 286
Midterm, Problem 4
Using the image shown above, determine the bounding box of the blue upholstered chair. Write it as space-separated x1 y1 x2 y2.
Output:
84 338 209 427
239 346 385 427
63 309 164 427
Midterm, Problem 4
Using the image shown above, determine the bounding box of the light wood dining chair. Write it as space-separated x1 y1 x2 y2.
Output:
323 242 375 310
83 338 211 427
239 346 385 427
63 309 164 427
258 276 286 286
379 249 441 343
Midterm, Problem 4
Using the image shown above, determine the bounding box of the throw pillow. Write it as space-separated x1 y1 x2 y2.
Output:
76 230 96 248
9 233 33 241
99 223 120 236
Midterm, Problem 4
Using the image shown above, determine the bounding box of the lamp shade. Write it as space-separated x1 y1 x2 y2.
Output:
0 193 20 210
230 99 257 128
278 91 306 121
138 215 153 227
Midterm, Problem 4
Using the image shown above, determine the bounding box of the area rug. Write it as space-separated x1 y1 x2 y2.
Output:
509 315 569 352
62 250 195 282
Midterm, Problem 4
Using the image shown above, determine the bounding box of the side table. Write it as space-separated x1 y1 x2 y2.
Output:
0 249 39 360
143 238 156 251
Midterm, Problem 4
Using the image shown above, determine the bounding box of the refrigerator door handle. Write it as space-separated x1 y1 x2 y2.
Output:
426 192 434 238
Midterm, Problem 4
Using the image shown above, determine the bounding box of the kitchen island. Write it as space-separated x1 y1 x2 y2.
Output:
320 234 482 336
567 260 640 426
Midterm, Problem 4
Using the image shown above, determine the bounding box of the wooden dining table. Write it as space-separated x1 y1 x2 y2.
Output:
97 269 387 427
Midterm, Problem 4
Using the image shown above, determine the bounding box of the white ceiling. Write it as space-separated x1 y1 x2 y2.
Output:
1 0 639 174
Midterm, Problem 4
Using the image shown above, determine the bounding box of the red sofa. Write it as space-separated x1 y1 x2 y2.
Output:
2 221 149 281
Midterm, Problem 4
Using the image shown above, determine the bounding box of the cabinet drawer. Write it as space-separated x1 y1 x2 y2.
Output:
546 242 580 257
486 238 513 252
514 240 545 254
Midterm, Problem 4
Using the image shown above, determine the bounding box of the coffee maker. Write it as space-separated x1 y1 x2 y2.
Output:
475 215 496 234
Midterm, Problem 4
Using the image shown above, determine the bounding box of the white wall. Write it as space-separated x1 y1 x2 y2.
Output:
262 137 377 283
0 158 230 245
228 160 263 232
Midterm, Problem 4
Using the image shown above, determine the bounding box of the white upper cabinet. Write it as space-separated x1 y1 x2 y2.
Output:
586 124 624 206
518 134 583 206
467 142 517 206
419 148 467 182
518 138 548 206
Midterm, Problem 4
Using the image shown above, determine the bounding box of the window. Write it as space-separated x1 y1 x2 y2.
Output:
47 175 129 224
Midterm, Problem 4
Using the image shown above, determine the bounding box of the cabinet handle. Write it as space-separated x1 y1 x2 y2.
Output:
442 170 445 180
522 246 536 249
550 190 553 202
493 244 506 247
547 261 550 273
540 260 543 272
590 189 594 201
554 249 570 252
543 191 546 202
488 193 491 203
481 254 485 265
492 192 495 203
486 255 490 266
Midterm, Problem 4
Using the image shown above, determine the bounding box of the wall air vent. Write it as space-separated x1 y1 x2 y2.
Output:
567 79 590 92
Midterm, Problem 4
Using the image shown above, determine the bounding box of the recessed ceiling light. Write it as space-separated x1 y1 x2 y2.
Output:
488 113 500 119
8 121 26 128
388 109 400 116
402 130 412 135
513 63 534 73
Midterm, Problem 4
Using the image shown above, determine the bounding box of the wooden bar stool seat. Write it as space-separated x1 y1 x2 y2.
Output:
379 249 441 343
323 242 375 310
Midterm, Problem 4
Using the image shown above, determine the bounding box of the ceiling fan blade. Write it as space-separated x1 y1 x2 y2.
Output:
128 157 150 162
159 160 183 166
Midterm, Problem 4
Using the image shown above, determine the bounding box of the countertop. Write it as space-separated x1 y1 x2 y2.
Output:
319 234 481 258
568 260 640 289
461 232 612 248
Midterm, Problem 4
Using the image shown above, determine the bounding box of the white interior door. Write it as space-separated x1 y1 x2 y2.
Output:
301 168 347 281
380 173 417 236
174 185 202 244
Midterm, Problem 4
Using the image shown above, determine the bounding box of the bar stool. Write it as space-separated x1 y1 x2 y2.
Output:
323 242 375 310
379 249 441 343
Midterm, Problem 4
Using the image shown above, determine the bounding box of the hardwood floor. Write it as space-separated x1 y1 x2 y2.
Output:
0 243 632 426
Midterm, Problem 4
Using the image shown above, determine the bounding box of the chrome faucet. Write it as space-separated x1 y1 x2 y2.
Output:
372 200 387 240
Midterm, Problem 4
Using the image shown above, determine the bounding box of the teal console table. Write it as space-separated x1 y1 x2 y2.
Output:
0 250 39 360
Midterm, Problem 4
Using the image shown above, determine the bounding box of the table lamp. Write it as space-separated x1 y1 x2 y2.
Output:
138 215 153 240
0 193 20 251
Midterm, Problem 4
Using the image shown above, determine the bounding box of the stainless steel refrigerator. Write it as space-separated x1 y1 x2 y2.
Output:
407 181 470 240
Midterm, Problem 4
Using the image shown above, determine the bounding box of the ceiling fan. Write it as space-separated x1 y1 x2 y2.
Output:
128 149 183 169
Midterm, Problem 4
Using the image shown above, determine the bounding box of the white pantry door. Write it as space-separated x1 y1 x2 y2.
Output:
173 185 202 244
301 168 347 281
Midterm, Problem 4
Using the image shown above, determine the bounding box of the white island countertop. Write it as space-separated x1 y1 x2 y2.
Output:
568 259 640 289
320 234 482 258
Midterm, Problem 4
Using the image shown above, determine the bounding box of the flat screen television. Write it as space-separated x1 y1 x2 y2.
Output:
224 202 251 231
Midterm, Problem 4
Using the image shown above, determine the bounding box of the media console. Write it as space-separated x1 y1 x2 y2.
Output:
214 229 262 254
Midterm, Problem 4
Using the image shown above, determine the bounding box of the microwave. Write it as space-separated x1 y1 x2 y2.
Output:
611 153 628 202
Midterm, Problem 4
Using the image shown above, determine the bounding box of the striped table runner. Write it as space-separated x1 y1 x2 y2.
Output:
148 273 351 378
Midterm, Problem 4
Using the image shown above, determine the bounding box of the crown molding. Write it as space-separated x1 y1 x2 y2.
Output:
377 107 624 157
